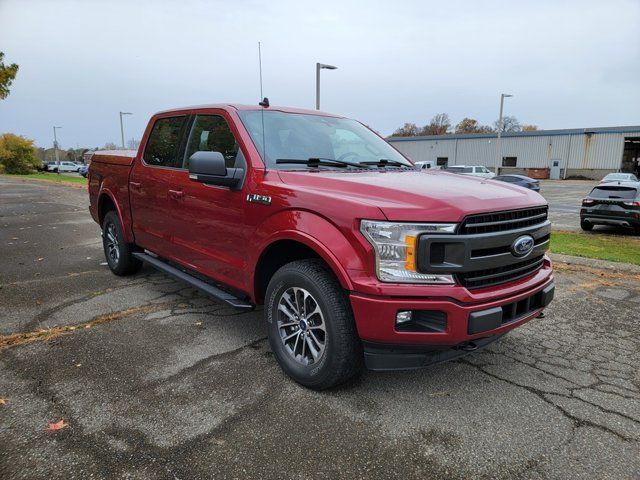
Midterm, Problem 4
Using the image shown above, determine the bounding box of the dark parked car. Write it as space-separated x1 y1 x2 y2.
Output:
79 165 89 177
581 183 640 234
494 174 540 191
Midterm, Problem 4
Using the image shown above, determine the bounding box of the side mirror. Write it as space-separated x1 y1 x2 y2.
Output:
188 151 244 189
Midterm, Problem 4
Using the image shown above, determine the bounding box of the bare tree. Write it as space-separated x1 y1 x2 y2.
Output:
127 138 141 150
494 115 521 133
103 142 119 150
391 123 419 137
420 113 451 136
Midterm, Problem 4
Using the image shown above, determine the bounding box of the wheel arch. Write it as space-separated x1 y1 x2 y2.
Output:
253 233 355 305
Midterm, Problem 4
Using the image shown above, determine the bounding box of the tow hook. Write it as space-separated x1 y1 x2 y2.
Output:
537 312 546 319
456 341 479 352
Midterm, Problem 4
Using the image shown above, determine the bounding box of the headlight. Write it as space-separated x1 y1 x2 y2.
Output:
360 220 457 284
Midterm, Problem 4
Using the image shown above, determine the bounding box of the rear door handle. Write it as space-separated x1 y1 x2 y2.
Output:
129 181 142 191
168 189 185 199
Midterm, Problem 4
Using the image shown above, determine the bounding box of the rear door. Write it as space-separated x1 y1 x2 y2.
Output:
168 111 250 292
129 115 189 258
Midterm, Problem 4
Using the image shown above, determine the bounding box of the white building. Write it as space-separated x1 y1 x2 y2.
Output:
388 126 640 180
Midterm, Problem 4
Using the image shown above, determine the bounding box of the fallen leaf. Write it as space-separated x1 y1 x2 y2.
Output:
0 398 6 406
47 420 68 431
75 364 82 367
36 258 44 261
84 325 91 329
195 322 203 326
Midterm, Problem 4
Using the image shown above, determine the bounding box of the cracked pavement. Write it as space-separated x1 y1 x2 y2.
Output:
0 177 638 479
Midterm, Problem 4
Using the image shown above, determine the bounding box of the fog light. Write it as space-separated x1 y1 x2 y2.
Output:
396 310 413 326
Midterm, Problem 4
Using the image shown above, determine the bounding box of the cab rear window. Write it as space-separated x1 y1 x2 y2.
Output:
590 186 638 200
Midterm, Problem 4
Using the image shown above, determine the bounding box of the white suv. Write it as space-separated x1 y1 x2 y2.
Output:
446 165 495 178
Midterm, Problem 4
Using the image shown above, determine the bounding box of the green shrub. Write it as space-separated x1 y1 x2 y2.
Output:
0 133 40 174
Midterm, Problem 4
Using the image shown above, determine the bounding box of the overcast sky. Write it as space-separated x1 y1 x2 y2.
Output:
0 0 638 149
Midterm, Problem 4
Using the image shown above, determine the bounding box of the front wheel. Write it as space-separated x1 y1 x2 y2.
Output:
102 211 142 276
265 259 363 390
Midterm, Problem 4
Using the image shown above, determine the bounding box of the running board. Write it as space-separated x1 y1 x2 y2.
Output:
133 252 254 311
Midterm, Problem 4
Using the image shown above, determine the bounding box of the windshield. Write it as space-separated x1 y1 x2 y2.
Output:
237 110 412 169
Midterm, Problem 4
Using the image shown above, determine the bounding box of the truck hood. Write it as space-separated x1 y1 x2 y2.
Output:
277 169 546 222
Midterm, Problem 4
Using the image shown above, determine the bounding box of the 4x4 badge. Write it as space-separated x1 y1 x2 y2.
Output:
246 194 272 205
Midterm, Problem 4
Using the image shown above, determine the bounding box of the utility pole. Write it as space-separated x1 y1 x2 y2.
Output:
494 93 513 174
315 63 337 110
53 126 62 174
119 112 132 149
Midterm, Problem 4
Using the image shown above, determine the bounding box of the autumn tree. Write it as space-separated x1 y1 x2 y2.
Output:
455 118 494 134
0 134 40 173
0 52 19 100
522 124 539 131
420 113 451 136
391 123 419 137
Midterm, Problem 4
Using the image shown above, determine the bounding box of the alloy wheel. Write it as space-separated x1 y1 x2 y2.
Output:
277 287 326 365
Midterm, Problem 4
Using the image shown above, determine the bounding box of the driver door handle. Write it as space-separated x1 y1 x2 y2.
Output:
168 189 185 199
129 181 142 191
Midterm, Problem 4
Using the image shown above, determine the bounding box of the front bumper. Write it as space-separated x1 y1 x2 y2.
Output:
349 262 554 370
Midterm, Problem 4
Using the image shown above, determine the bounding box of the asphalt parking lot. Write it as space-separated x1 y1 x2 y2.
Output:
540 180 596 231
1 177 639 479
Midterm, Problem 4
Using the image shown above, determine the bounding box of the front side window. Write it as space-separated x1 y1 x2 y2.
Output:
143 116 186 167
237 110 411 169
184 115 239 169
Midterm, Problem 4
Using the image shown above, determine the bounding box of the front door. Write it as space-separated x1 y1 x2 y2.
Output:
168 112 250 293
129 115 188 258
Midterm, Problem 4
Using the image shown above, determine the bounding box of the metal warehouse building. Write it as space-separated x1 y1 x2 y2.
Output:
388 126 640 180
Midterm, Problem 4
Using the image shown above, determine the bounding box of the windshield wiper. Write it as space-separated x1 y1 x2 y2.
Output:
361 159 412 168
275 157 371 169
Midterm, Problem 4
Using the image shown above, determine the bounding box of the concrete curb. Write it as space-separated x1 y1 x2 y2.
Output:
549 253 640 274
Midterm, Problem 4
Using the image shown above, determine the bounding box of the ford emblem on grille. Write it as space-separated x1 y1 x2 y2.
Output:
511 235 535 257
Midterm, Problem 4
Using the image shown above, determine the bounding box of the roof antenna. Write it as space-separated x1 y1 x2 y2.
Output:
258 42 268 173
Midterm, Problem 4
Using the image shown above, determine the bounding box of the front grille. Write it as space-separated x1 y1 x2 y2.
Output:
457 255 545 289
459 206 548 234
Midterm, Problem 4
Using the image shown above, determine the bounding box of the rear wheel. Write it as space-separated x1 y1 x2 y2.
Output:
265 259 363 390
102 211 142 276
580 219 593 231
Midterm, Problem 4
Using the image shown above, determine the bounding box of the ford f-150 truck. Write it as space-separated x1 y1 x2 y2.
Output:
88 103 554 389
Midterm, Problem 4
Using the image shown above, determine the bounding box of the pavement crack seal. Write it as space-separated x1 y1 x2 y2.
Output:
0 304 167 350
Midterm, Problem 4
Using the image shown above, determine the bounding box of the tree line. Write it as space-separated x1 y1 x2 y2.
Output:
391 113 539 137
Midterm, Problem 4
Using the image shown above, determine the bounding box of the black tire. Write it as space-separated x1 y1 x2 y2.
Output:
265 259 363 390
580 220 593 231
102 210 142 276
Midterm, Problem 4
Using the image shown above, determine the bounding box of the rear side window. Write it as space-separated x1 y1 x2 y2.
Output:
184 115 239 169
590 186 637 200
143 116 187 167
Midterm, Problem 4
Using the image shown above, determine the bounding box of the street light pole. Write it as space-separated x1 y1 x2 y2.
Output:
494 93 513 174
53 126 62 174
315 62 337 110
119 112 132 149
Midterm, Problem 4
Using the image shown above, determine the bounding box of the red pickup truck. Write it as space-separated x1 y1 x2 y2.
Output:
88 103 554 389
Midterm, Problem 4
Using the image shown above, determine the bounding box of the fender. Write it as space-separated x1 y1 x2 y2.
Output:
251 210 371 295
97 185 134 244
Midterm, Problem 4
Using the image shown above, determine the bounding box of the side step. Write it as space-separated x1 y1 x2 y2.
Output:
133 252 254 311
